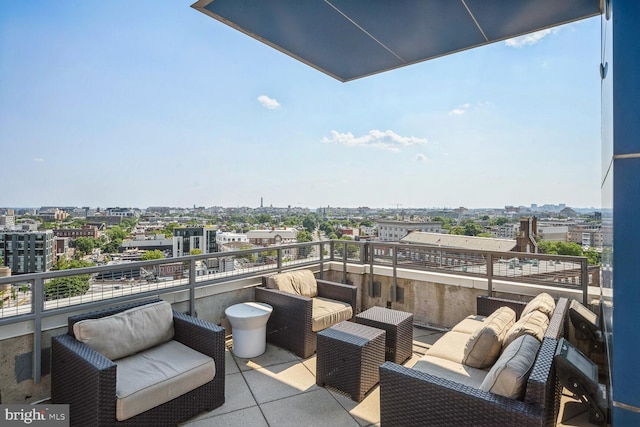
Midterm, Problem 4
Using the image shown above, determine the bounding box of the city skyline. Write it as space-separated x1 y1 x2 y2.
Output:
1 2 601 209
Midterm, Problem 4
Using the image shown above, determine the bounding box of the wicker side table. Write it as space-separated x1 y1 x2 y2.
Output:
316 321 386 402
356 306 413 364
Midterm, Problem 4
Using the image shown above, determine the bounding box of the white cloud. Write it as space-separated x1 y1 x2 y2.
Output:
449 103 470 115
32 157 44 162
416 154 427 162
505 28 558 48
257 95 280 110
322 130 427 152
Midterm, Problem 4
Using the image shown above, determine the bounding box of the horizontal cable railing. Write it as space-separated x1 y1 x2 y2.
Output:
0 239 595 384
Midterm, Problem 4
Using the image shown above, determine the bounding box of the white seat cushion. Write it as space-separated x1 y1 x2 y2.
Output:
479 334 541 399
311 297 353 332
451 315 486 335
426 330 471 364
412 354 488 389
115 340 215 421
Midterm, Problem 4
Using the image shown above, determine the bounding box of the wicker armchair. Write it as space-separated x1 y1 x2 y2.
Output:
255 271 358 358
379 296 569 427
51 299 225 427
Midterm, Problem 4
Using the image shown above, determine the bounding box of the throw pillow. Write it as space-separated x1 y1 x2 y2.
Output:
463 306 515 369
520 292 555 319
503 310 549 348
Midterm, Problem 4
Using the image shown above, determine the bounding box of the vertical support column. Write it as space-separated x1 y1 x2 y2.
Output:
607 0 640 423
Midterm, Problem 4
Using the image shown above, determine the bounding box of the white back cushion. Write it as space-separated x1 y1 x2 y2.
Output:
73 301 174 360
267 269 318 297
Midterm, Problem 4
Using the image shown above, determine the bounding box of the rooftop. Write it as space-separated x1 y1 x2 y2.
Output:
180 327 592 426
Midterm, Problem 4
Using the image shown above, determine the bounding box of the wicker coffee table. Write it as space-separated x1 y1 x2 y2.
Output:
356 306 413 364
316 321 386 402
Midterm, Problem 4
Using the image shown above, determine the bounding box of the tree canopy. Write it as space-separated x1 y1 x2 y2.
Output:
142 249 165 260
74 237 96 257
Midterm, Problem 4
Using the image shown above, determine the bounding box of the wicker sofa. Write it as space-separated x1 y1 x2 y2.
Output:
255 269 358 358
51 299 225 427
380 294 569 427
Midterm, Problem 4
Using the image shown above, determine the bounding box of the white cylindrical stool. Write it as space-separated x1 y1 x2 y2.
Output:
225 302 273 358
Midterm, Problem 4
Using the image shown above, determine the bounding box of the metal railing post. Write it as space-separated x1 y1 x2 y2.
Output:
391 247 397 302
277 247 282 271
369 243 374 296
486 252 493 297
581 258 589 305
33 277 43 384
319 242 325 279
188 258 196 315
342 241 347 283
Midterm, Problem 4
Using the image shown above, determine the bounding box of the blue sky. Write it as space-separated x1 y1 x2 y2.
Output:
0 2 602 210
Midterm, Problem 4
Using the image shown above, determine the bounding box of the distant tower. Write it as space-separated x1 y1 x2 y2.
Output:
261 197 263 208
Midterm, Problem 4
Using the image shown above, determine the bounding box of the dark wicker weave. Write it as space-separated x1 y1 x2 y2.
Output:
51 299 226 427
379 296 569 427
316 321 386 402
356 306 413 364
255 275 358 358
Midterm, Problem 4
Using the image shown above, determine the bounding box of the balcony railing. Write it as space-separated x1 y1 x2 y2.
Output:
0 240 595 384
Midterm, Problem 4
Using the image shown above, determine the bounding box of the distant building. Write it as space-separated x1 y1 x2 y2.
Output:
0 230 54 273
490 223 520 239
53 225 99 239
246 228 298 246
401 232 517 252
537 225 569 242
106 207 140 218
38 209 68 222
120 234 175 254
54 237 72 263
173 227 217 257
0 215 15 229
86 215 122 226
568 224 603 248
216 232 248 247
377 220 443 242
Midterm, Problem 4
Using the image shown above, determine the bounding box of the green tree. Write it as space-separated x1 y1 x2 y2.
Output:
107 226 128 241
494 217 510 226
302 215 318 232
297 230 313 257
162 222 180 238
189 249 202 255
45 276 91 301
538 241 584 257
584 247 601 265
45 259 94 301
360 219 373 227
142 249 165 260
74 237 96 257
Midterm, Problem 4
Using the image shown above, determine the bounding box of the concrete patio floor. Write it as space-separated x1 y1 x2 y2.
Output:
180 326 595 427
